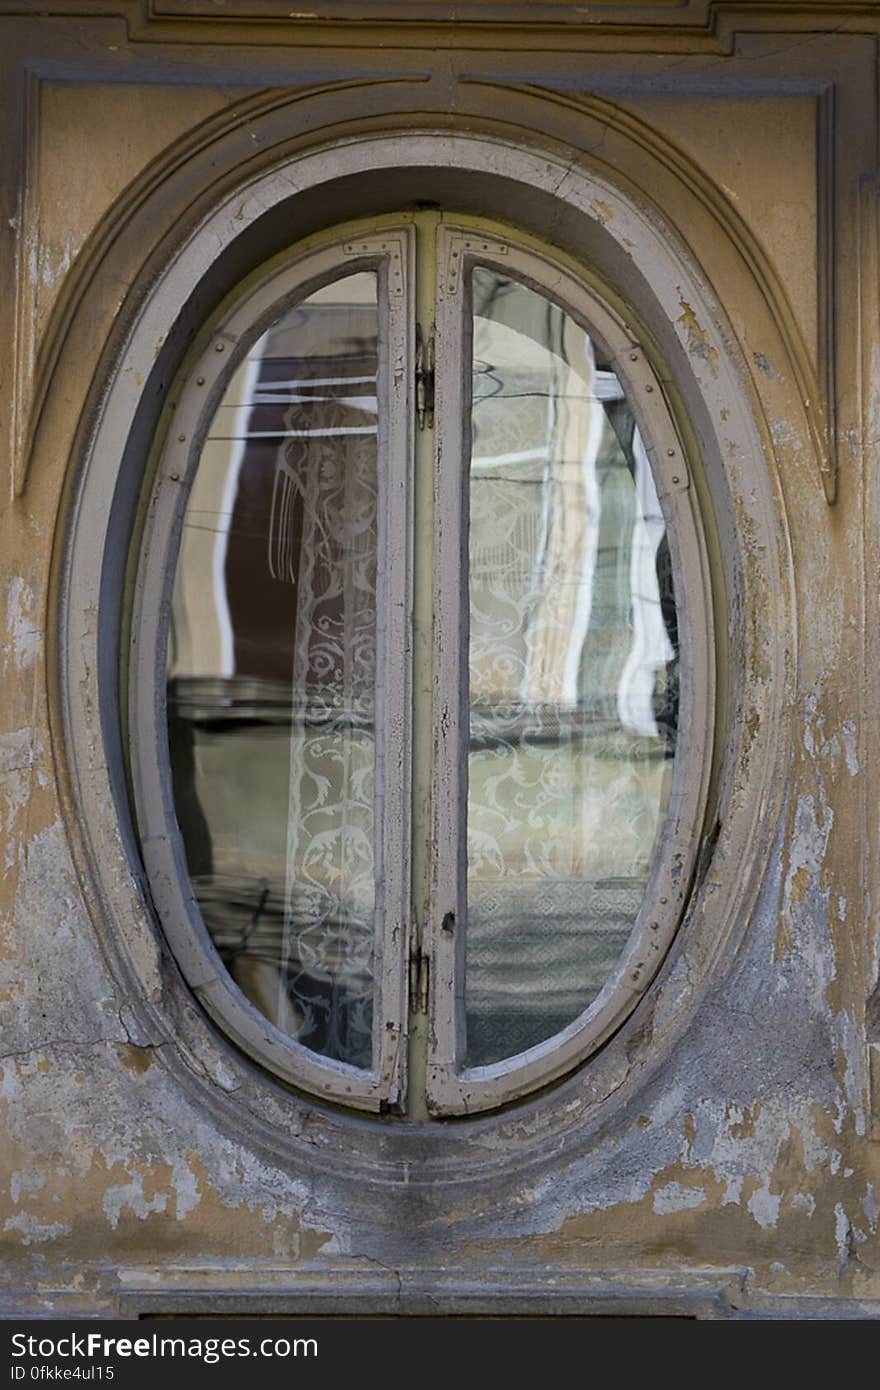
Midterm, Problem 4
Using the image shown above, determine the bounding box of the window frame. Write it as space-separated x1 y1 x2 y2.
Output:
126 213 715 1117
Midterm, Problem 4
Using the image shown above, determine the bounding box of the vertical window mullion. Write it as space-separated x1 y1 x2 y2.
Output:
373 232 416 1106
426 227 472 1109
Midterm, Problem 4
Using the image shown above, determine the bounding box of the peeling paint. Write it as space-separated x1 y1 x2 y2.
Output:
777 792 834 987
842 718 859 776
103 1176 170 1230
835 1203 855 1272
3 578 38 675
653 1182 707 1215
790 1193 816 1216
752 350 779 380
676 292 719 378
9 1168 47 1204
748 1184 782 1230
4 1214 71 1246
1 44 879 1320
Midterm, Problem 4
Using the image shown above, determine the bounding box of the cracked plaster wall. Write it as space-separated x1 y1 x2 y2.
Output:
1 6 879 1318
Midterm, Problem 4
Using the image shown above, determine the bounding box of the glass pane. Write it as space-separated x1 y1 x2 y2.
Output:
465 268 679 1067
167 272 379 1070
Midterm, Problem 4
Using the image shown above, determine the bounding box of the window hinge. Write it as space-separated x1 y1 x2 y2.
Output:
415 322 435 430
409 940 430 1013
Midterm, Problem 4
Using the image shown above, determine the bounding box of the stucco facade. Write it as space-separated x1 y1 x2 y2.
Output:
2 0 880 1317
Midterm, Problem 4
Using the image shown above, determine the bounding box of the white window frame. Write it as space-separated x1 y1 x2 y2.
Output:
127 215 714 1115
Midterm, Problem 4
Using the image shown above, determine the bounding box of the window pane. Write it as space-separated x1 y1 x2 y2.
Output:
167 272 379 1071
465 268 679 1067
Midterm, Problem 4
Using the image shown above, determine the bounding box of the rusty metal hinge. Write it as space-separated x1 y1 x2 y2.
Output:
415 322 435 430
408 940 430 1013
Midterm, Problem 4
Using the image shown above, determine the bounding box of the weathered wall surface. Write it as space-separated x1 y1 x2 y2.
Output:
2 1 880 1318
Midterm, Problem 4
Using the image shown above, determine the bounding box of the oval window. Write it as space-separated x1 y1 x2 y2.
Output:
129 216 713 1115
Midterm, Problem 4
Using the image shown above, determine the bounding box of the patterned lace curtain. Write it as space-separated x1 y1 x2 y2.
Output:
272 319 379 1071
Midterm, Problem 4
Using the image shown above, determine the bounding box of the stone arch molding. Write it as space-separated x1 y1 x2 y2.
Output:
24 83 833 504
52 89 797 1174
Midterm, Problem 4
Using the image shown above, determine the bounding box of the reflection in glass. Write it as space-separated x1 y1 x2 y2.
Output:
465 268 679 1067
167 272 379 1070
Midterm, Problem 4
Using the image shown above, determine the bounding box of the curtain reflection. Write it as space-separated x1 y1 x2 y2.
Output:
167 273 379 1071
466 269 678 1066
